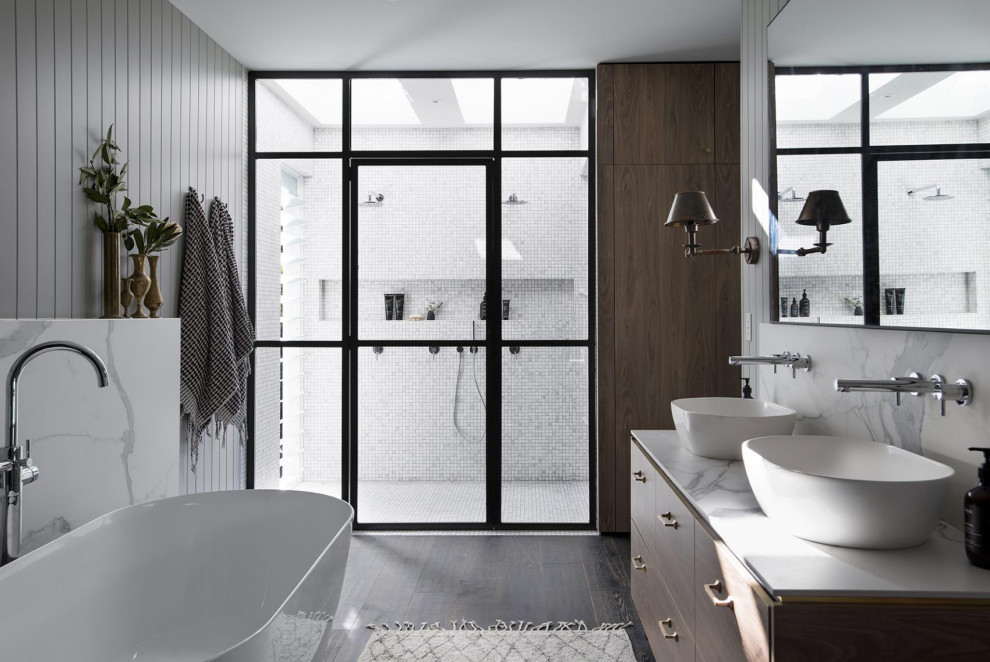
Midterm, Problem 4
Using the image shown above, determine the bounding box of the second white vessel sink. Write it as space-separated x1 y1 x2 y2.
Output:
742 435 954 549
671 397 797 460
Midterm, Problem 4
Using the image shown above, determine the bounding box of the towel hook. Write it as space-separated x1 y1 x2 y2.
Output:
188 186 205 203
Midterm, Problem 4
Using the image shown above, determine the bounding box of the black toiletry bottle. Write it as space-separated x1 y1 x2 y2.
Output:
741 377 753 399
799 289 810 317
789 297 798 317
965 447 990 569
480 292 487 320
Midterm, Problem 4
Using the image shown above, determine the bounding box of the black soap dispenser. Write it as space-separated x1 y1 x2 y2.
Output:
965 447 990 569
741 377 753 399
799 289 810 317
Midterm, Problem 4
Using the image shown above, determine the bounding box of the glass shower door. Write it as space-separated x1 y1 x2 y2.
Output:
353 161 491 525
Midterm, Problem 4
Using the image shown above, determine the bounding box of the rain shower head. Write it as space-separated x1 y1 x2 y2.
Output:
778 186 806 202
907 184 954 201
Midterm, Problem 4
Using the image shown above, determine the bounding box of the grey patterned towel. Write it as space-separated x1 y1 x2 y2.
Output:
178 188 254 469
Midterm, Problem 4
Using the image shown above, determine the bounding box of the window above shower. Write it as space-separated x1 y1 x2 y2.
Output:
771 64 990 332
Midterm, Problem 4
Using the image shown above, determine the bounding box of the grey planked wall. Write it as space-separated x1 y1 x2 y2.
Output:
0 0 248 492
739 0 790 394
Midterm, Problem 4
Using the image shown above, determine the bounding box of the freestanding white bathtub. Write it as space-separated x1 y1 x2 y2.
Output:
0 489 353 662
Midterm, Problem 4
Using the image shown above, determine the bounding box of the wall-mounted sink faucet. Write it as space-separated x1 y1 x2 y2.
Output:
728 352 812 378
834 372 973 416
2 341 109 566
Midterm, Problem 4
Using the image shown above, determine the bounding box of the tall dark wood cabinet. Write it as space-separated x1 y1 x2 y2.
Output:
598 63 741 533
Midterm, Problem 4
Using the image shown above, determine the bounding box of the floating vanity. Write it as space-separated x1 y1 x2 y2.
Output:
630 430 990 662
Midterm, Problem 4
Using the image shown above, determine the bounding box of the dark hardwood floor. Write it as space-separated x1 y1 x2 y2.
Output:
321 533 655 662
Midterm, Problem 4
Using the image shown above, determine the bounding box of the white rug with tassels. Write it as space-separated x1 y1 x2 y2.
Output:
357 620 637 662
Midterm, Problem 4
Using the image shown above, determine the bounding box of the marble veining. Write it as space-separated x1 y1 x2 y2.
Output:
633 430 990 599
0 319 180 554
759 322 990 528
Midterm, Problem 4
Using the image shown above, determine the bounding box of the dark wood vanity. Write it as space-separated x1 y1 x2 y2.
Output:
630 434 990 661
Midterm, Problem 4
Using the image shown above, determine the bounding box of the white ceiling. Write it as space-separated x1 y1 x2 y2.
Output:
170 0 741 71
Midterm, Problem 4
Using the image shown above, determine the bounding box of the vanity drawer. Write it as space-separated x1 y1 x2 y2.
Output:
631 524 695 662
630 441 656 540
694 526 771 662
653 469 696 638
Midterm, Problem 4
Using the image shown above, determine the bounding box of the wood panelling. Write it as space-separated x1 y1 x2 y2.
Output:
598 63 740 532
0 0 245 322
715 64 741 164
614 64 715 165
1 0 246 494
773 603 990 661
597 64 615 165
598 165 617 531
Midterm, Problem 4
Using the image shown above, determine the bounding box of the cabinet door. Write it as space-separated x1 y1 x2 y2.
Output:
653 470 696 638
631 523 695 662
694 527 771 662
614 63 715 165
630 441 656 540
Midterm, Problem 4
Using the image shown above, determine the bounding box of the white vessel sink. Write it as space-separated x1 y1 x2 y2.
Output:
742 435 954 549
670 398 797 460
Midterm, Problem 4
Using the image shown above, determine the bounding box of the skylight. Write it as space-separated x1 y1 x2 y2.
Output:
270 79 342 126
878 71 990 120
502 78 574 125
451 79 495 125
352 79 420 125
775 74 860 122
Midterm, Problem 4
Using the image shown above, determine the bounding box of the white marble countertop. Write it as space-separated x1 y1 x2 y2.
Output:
632 429 990 600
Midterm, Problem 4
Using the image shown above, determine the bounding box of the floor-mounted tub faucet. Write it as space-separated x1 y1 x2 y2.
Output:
1 341 108 566
835 372 972 416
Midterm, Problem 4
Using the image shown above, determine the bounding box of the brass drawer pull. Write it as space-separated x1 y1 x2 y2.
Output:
658 511 679 529
632 555 647 571
633 470 647 483
704 579 735 610
658 618 679 641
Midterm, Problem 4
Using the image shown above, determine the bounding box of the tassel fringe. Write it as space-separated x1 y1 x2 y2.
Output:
366 619 633 632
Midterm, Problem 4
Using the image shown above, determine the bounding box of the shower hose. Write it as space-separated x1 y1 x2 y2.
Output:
453 336 486 444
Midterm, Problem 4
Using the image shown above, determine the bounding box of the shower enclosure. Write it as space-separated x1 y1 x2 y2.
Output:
249 73 595 529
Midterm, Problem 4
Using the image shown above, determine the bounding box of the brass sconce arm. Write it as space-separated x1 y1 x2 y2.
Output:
665 191 761 265
681 224 761 263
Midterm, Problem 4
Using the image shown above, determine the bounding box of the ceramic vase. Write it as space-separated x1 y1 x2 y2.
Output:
101 233 123 319
128 254 151 319
427 310 436 320
120 278 133 318
144 255 163 319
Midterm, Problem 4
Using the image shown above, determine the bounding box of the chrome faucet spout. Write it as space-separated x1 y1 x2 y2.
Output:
834 372 973 416
2 341 109 566
728 352 811 378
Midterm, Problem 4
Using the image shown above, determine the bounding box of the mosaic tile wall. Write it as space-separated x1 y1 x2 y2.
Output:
776 124 990 328
254 81 591 487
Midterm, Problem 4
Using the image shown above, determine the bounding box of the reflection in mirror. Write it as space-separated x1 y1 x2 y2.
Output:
768 0 990 332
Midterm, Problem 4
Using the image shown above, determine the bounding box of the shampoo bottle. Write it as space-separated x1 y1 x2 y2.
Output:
799 289 810 317
789 298 798 317
965 447 990 569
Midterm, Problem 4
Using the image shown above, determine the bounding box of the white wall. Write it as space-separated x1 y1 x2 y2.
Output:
742 0 990 529
0 0 248 493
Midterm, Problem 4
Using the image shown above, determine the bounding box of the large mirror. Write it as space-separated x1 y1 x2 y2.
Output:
768 0 990 332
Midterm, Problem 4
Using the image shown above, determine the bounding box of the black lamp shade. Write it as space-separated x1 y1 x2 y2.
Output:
795 189 851 227
664 191 719 228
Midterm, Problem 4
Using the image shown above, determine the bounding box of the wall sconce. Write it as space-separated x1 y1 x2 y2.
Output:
790 189 850 256
664 191 760 265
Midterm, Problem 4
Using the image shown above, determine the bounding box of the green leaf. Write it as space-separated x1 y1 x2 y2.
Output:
94 212 108 233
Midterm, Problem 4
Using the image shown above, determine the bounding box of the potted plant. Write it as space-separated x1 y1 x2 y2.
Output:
425 299 443 320
124 215 182 319
78 125 130 318
844 296 863 316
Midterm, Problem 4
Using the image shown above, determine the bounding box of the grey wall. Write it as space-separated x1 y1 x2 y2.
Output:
0 0 247 493
0 0 246 321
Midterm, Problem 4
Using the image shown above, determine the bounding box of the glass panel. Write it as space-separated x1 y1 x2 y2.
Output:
776 154 863 323
256 79 343 152
253 348 342 495
358 346 486 524
871 71 990 146
502 346 589 524
351 78 494 150
357 164 487 341
775 73 861 149
501 158 589 340
255 159 342 340
878 158 990 330
501 77 589 151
